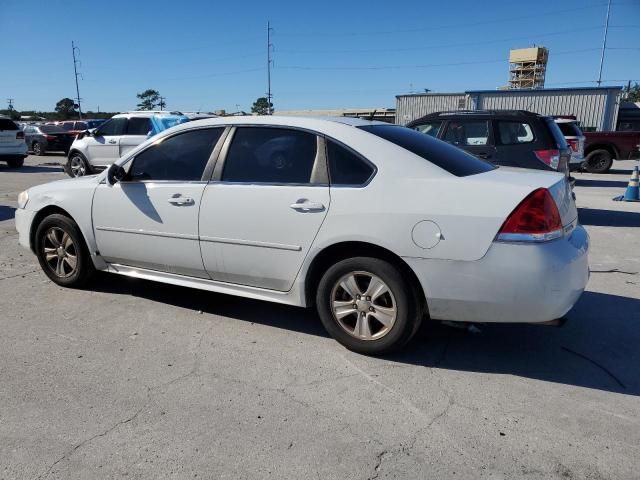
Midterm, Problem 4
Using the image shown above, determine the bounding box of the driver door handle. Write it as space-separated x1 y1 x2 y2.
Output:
168 195 195 206
476 152 491 159
108 139 117 144
290 199 325 212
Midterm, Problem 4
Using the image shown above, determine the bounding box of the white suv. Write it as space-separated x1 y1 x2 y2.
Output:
65 111 188 177
0 116 28 168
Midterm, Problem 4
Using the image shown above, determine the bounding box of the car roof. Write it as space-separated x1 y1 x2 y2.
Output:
113 111 185 118
180 115 389 130
419 110 541 118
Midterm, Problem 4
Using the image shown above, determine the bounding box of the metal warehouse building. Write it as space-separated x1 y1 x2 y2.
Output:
396 86 623 131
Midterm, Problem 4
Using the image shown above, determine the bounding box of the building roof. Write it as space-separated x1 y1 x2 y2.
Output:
396 86 623 98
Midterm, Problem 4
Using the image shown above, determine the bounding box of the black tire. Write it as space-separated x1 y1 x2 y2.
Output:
66 152 91 178
6 157 24 168
32 141 44 156
35 214 94 288
584 149 613 173
316 257 422 355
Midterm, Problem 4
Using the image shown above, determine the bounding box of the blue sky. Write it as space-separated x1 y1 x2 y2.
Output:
1 0 638 113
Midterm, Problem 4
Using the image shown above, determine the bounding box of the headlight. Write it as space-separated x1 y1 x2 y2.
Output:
17 190 29 209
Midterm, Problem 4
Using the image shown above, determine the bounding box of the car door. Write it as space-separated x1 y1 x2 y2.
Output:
87 117 127 167
442 119 496 161
23 126 36 147
493 119 538 169
120 117 152 158
199 126 330 291
92 127 224 277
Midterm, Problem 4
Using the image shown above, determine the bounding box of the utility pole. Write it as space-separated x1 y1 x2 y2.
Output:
72 41 83 119
267 21 273 115
7 98 14 110
597 0 612 87
159 96 166 110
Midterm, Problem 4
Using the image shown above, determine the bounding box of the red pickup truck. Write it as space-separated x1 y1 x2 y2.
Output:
583 131 640 173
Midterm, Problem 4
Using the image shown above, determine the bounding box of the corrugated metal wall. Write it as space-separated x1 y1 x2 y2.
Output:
396 94 467 125
396 88 622 130
471 89 620 130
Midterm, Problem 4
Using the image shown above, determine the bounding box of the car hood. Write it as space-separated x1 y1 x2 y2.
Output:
27 174 100 197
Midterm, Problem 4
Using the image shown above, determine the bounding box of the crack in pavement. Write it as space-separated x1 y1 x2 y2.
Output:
590 268 638 275
368 449 391 480
0 269 40 281
561 346 626 390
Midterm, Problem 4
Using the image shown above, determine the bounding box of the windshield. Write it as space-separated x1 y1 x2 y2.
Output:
157 116 189 130
87 120 105 129
358 124 495 177
556 122 583 137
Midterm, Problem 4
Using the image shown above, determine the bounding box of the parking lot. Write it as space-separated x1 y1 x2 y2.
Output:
1 154 639 479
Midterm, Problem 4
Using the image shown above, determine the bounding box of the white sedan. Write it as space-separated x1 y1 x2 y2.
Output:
15 116 589 354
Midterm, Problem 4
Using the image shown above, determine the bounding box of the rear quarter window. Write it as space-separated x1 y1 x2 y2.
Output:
556 122 582 137
0 119 18 130
358 125 495 177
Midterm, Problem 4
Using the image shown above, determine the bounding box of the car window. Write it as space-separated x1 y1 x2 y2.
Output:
497 121 535 145
76 122 87 130
0 119 18 131
98 118 127 136
87 120 104 129
327 140 374 185
127 117 152 136
443 121 489 146
222 127 318 184
39 126 67 133
61 122 74 130
24 126 35 134
358 125 495 177
412 120 442 137
556 122 582 137
128 128 223 182
544 118 569 149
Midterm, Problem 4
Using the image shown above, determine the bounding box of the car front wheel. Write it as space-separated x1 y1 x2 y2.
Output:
66 153 90 177
35 214 94 287
316 257 422 355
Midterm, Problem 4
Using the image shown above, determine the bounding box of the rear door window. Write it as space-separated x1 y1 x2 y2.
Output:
443 121 489 146
496 121 535 145
126 117 152 136
222 127 318 184
556 122 582 137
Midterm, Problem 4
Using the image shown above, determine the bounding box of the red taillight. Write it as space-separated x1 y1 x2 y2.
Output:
567 139 578 152
45 134 56 141
497 188 563 242
534 149 560 169
16 131 24 139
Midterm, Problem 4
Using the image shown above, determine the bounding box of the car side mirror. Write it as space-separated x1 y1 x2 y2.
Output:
106 163 126 186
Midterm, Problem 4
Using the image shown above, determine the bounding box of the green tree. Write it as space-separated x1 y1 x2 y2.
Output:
136 89 161 110
54 98 79 120
251 97 272 115
624 82 640 102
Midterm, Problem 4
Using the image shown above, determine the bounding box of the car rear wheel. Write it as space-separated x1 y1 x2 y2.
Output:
35 214 94 287
6 157 24 168
32 141 44 156
66 153 90 178
584 149 613 173
316 257 422 355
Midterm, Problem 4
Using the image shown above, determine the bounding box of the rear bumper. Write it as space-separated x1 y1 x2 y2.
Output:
405 225 589 323
0 143 28 157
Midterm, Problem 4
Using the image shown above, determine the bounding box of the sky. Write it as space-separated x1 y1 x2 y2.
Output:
1 0 638 113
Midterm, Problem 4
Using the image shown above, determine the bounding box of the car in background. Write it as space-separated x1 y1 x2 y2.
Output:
582 131 640 173
23 125 76 156
407 110 572 176
554 117 585 171
0 116 27 167
65 111 189 177
15 116 588 355
60 119 106 135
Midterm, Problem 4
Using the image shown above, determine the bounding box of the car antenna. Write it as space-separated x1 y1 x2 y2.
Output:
367 109 377 121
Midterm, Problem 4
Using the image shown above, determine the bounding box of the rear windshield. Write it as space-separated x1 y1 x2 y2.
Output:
556 122 583 137
545 118 569 149
358 125 495 177
39 126 68 133
0 119 18 130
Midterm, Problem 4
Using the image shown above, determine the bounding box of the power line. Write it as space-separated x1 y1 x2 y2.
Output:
267 21 274 115
277 48 601 72
598 0 613 86
277 3 610 38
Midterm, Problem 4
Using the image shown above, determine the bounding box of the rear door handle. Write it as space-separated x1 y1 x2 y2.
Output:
168 195 195 206
290 199 325 212
476 152 491 159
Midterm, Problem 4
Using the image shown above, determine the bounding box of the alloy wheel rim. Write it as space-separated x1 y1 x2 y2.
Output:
330 271 397 341
33 143 41 155
43 227 77 278
70 157 85 177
